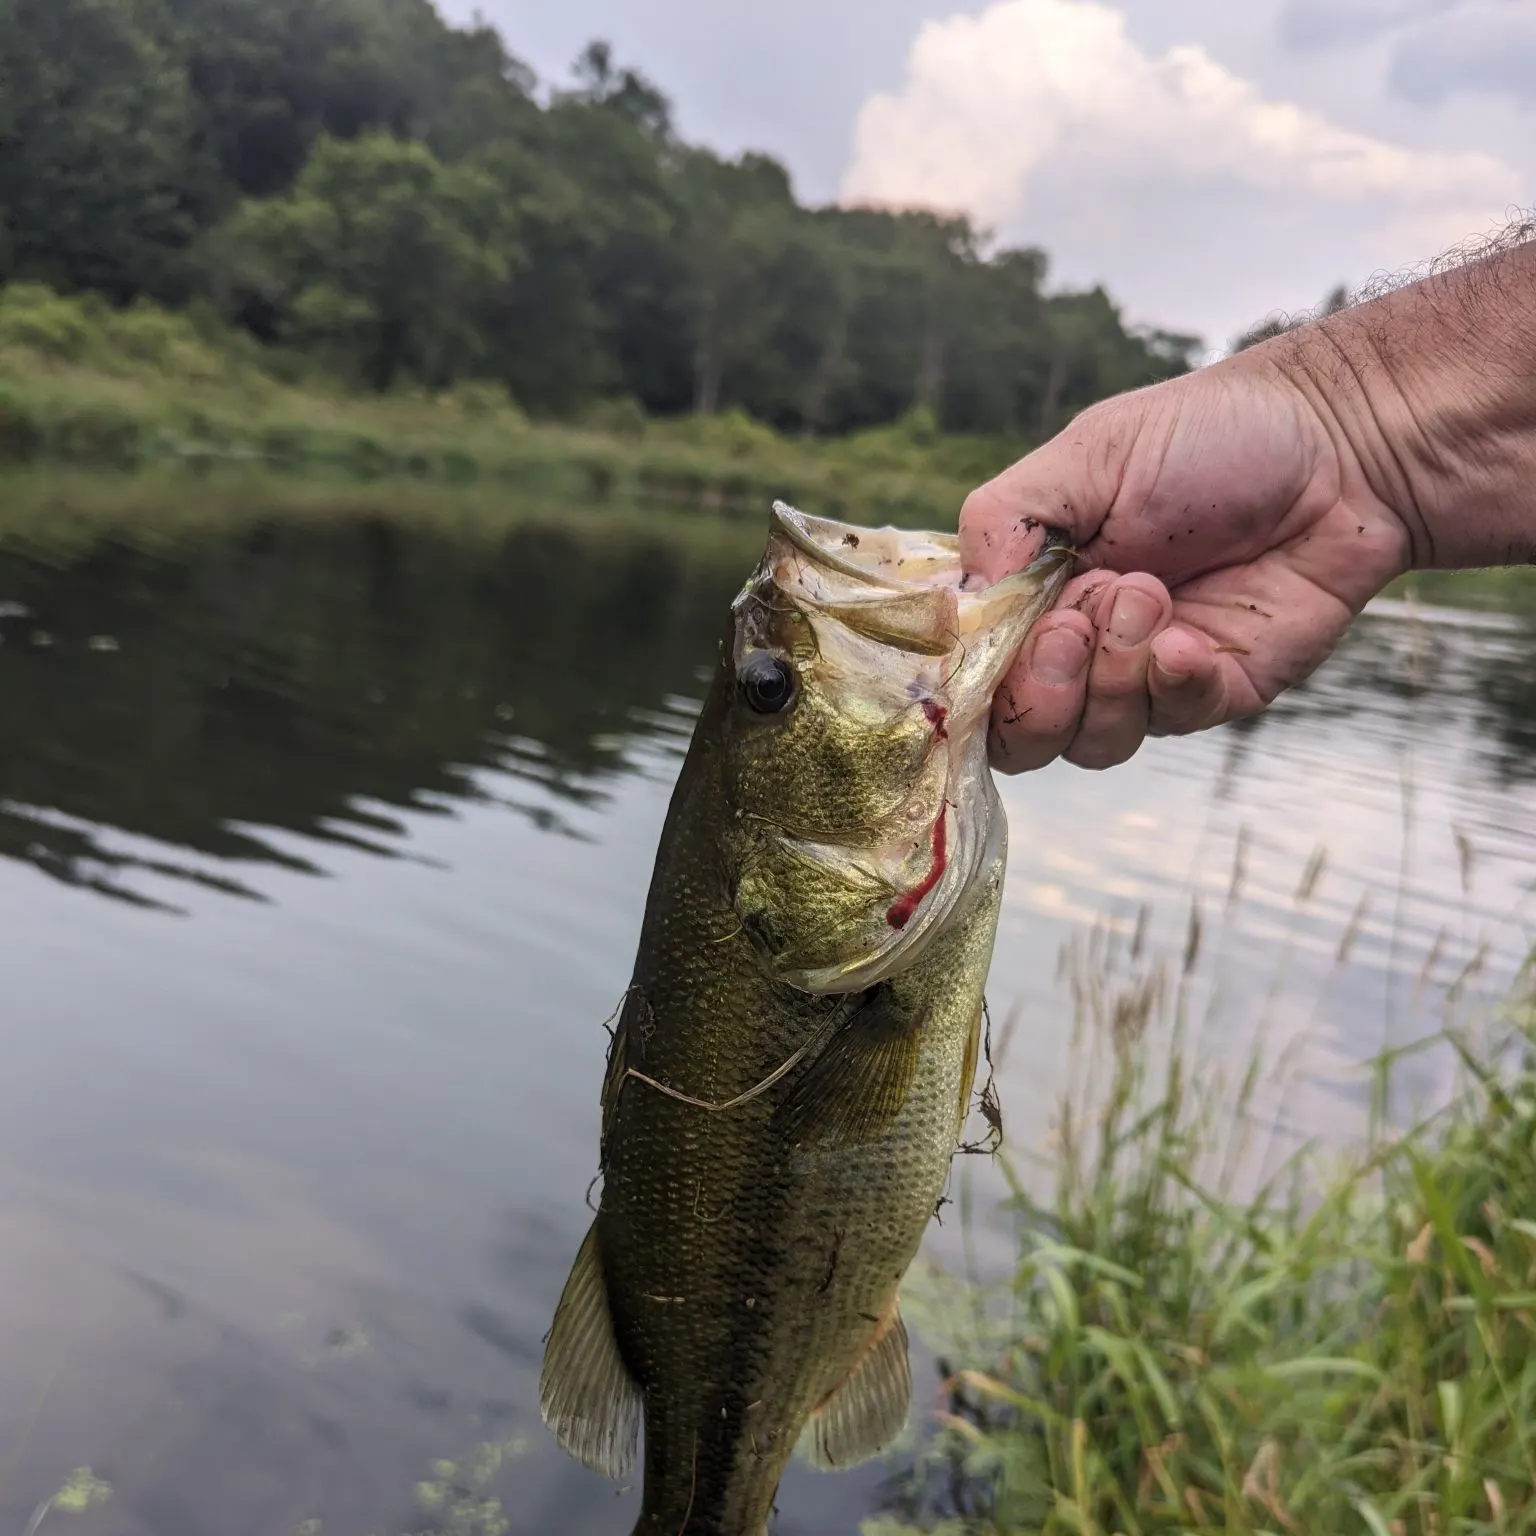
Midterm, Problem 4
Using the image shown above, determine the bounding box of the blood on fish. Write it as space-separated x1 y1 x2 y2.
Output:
921 699 948 740
887 811 948 930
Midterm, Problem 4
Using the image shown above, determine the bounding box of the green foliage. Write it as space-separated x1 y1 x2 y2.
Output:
0 291 1007 520
0 281 270 384
0 0 205 300
877 927 1536 1536
582 394 648 440
207 132 518 387
0 0 1198 433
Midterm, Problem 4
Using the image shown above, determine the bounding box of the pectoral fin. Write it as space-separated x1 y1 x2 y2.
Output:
776 987 925 1146
539 1222 641 1478
798 1304 912 1470
957 1001 983 1136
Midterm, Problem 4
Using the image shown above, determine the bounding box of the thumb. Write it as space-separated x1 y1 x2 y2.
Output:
959 410 1121 585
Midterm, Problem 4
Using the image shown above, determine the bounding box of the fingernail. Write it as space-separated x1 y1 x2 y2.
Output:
1109 588 1160 648
1031 628 1089 686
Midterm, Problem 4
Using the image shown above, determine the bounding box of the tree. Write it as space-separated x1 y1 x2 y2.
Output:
164 0 528 199
563 40 672 140
941 244 1049 434
207 133 519 388
676 150 807 415
0 6 1203 429
0 0 204 299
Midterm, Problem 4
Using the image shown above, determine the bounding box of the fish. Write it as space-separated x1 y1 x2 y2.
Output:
540 501 1073 1535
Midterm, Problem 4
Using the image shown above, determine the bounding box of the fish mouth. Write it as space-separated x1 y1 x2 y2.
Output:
767 500 1074 603
767 502 970 591
760 498 1076 788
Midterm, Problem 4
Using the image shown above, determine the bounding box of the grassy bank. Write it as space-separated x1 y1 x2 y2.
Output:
0 284 1027 527
872 927 1536 1536
6 286 1536 621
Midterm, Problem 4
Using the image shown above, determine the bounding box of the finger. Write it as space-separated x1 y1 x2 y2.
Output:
959 481 1057 589
1147 626 1232 737
1063 575 1174 771
987 611 1095 774
958 414 1120 586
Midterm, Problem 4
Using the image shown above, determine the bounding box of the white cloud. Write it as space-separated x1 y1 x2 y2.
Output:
839 0 1524 348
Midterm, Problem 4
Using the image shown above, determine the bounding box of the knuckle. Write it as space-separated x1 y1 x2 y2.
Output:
1089 655 1152 701
1152 677 1227 735
1065 735 1140 771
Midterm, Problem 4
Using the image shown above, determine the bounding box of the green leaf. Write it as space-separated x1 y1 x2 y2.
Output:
1438 1378 1463 1441
1264 1357 1386 1384
1355 1500 1396 1536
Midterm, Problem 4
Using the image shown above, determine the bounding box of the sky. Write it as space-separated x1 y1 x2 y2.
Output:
440 0 1534 355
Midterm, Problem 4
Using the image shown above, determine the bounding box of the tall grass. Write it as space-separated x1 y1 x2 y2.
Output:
873 921 1536 1536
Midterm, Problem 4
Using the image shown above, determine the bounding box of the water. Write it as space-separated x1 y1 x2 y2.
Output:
1 496 1533 1536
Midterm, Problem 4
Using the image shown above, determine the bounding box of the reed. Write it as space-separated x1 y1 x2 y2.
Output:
871 916 1536 1536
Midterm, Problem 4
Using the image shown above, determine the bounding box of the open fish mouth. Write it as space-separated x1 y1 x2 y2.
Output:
759 499 1076 731
766 500 1074 592
765 503 974 591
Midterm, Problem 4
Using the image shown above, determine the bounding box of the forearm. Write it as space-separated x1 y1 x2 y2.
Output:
1272 231 1536 570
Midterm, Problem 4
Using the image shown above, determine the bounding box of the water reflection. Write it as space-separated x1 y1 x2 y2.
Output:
1 501 1534 1536
0 513 750 909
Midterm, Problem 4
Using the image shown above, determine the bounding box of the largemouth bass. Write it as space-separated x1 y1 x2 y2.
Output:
541 503 1071 1534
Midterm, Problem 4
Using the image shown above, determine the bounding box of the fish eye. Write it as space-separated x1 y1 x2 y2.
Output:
739 652 797 715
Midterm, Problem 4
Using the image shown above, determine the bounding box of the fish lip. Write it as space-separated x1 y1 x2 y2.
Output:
770 499 1075 593
768 501 955 588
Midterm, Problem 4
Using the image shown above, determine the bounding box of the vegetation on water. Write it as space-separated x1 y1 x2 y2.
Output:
409 1437 529 1536
868 914 1536 1536
0 0 1197 455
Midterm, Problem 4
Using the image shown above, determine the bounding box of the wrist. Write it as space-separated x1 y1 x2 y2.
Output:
1271 236 1536 571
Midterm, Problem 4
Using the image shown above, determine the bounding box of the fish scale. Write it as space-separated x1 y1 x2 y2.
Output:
540 504 1072 1535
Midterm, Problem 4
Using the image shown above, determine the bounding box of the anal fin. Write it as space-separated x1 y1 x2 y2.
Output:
776 986 925 1146
798 1303 912 1470
539 1221 641 1478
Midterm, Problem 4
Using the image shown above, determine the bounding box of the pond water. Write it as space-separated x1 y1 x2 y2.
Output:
1 495 1533 1536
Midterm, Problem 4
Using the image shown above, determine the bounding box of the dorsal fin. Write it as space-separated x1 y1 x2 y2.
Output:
539 1222 641 1478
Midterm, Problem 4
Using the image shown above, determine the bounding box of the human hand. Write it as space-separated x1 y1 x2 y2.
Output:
960 352 1413 772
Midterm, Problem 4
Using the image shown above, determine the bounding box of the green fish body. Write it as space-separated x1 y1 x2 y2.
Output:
541 504 1070 1534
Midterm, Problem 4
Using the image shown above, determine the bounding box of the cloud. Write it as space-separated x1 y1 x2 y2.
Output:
842 0 1513 223
1276 0 1450 52
1389 6 1536 106
839 0 1522 347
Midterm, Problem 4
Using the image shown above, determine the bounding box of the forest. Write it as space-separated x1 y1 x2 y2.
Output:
0 0 1203 437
